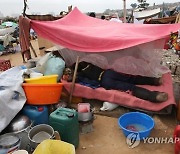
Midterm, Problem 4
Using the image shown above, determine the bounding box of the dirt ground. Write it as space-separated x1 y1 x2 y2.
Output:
0 40 178 154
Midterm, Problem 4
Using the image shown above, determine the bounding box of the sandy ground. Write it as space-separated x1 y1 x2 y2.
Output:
0 40 178 154
0 40 41 66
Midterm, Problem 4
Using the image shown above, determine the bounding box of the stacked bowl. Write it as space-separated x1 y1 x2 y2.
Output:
23 74 63 105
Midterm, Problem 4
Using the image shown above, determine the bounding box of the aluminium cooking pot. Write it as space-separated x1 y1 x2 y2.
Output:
5 114 33 150
0 133 21 154
78 111 93 122
28 124 60 150
78 107 94 122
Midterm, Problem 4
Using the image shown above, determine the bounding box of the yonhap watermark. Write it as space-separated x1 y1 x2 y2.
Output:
126 133 180 148
126 133 140 148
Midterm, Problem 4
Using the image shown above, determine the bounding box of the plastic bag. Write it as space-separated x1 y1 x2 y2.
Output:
36 53 51 73
44 54 65 81
100 102 119 111
33 139 75 154
0 67 26 132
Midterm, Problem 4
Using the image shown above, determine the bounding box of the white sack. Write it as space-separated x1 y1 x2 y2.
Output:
0 67 26 132
100 102 119 111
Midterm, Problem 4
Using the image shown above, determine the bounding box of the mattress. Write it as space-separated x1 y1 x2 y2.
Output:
62 72 176 112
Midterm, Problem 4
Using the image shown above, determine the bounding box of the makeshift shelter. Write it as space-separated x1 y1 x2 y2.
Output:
133 8 161 23
20 7 180 113
145 13 180 24
134 8 161 20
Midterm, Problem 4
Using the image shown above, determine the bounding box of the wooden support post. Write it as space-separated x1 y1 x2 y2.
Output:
123 0 127 23
30 42 37 57
68 56 80 104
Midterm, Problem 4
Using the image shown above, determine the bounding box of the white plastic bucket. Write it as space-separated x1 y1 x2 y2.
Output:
30 72 43 78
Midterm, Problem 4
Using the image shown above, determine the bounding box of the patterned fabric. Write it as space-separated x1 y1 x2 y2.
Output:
0 59 11 71
18 15 31 61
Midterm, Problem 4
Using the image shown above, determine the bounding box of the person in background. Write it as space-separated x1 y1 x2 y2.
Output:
89 12 96 18
65 61 168 103
109 13 122 23
101 15 106 20
68 5 72 13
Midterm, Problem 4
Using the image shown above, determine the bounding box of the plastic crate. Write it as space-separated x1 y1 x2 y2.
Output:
0 59 11 71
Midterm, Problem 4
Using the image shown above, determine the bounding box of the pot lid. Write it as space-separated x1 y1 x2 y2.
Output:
0 134 20 148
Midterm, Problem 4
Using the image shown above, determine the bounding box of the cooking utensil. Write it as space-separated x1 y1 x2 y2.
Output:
0 133 21 154
5 114 33 150
28 124 60 150
78 103 95 122
78 111 93 122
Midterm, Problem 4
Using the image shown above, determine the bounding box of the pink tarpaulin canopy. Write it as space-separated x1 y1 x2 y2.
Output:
31 7 180 52
26 7 178 112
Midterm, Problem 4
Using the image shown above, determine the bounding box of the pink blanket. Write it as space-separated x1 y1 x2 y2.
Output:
62 72 176 112
31 7 180 52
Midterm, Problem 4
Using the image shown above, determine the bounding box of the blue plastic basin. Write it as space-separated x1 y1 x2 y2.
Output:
118 112 155 140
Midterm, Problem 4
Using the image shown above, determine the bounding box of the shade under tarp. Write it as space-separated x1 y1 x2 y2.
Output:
30 7 180 52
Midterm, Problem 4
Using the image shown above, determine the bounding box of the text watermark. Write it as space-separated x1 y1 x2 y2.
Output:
126 133 179 148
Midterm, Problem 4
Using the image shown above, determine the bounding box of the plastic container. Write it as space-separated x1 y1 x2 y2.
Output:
22 83 63 105
49 108 79 148
22 105 49 125
12 150 29 154
78 103 90 113
24 75 58 84
33 139 75 154
30 72 43 78
118 112 154 140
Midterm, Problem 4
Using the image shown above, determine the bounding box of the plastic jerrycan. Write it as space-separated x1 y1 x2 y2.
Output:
22 105 49 125
49 107 79 148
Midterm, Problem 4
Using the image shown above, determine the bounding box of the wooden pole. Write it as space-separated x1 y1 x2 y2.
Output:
123 0 127 23
23 0 27 17
30 42 37 57
68 56 80 104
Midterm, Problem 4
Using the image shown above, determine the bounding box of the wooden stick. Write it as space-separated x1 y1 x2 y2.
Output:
68 56 80 104
23 0 27 17
30 42 37 57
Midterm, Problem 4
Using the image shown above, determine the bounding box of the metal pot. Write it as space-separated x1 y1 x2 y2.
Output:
28 124 60 150
5 114 33 150
0 133 21 154
78 111 93 122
